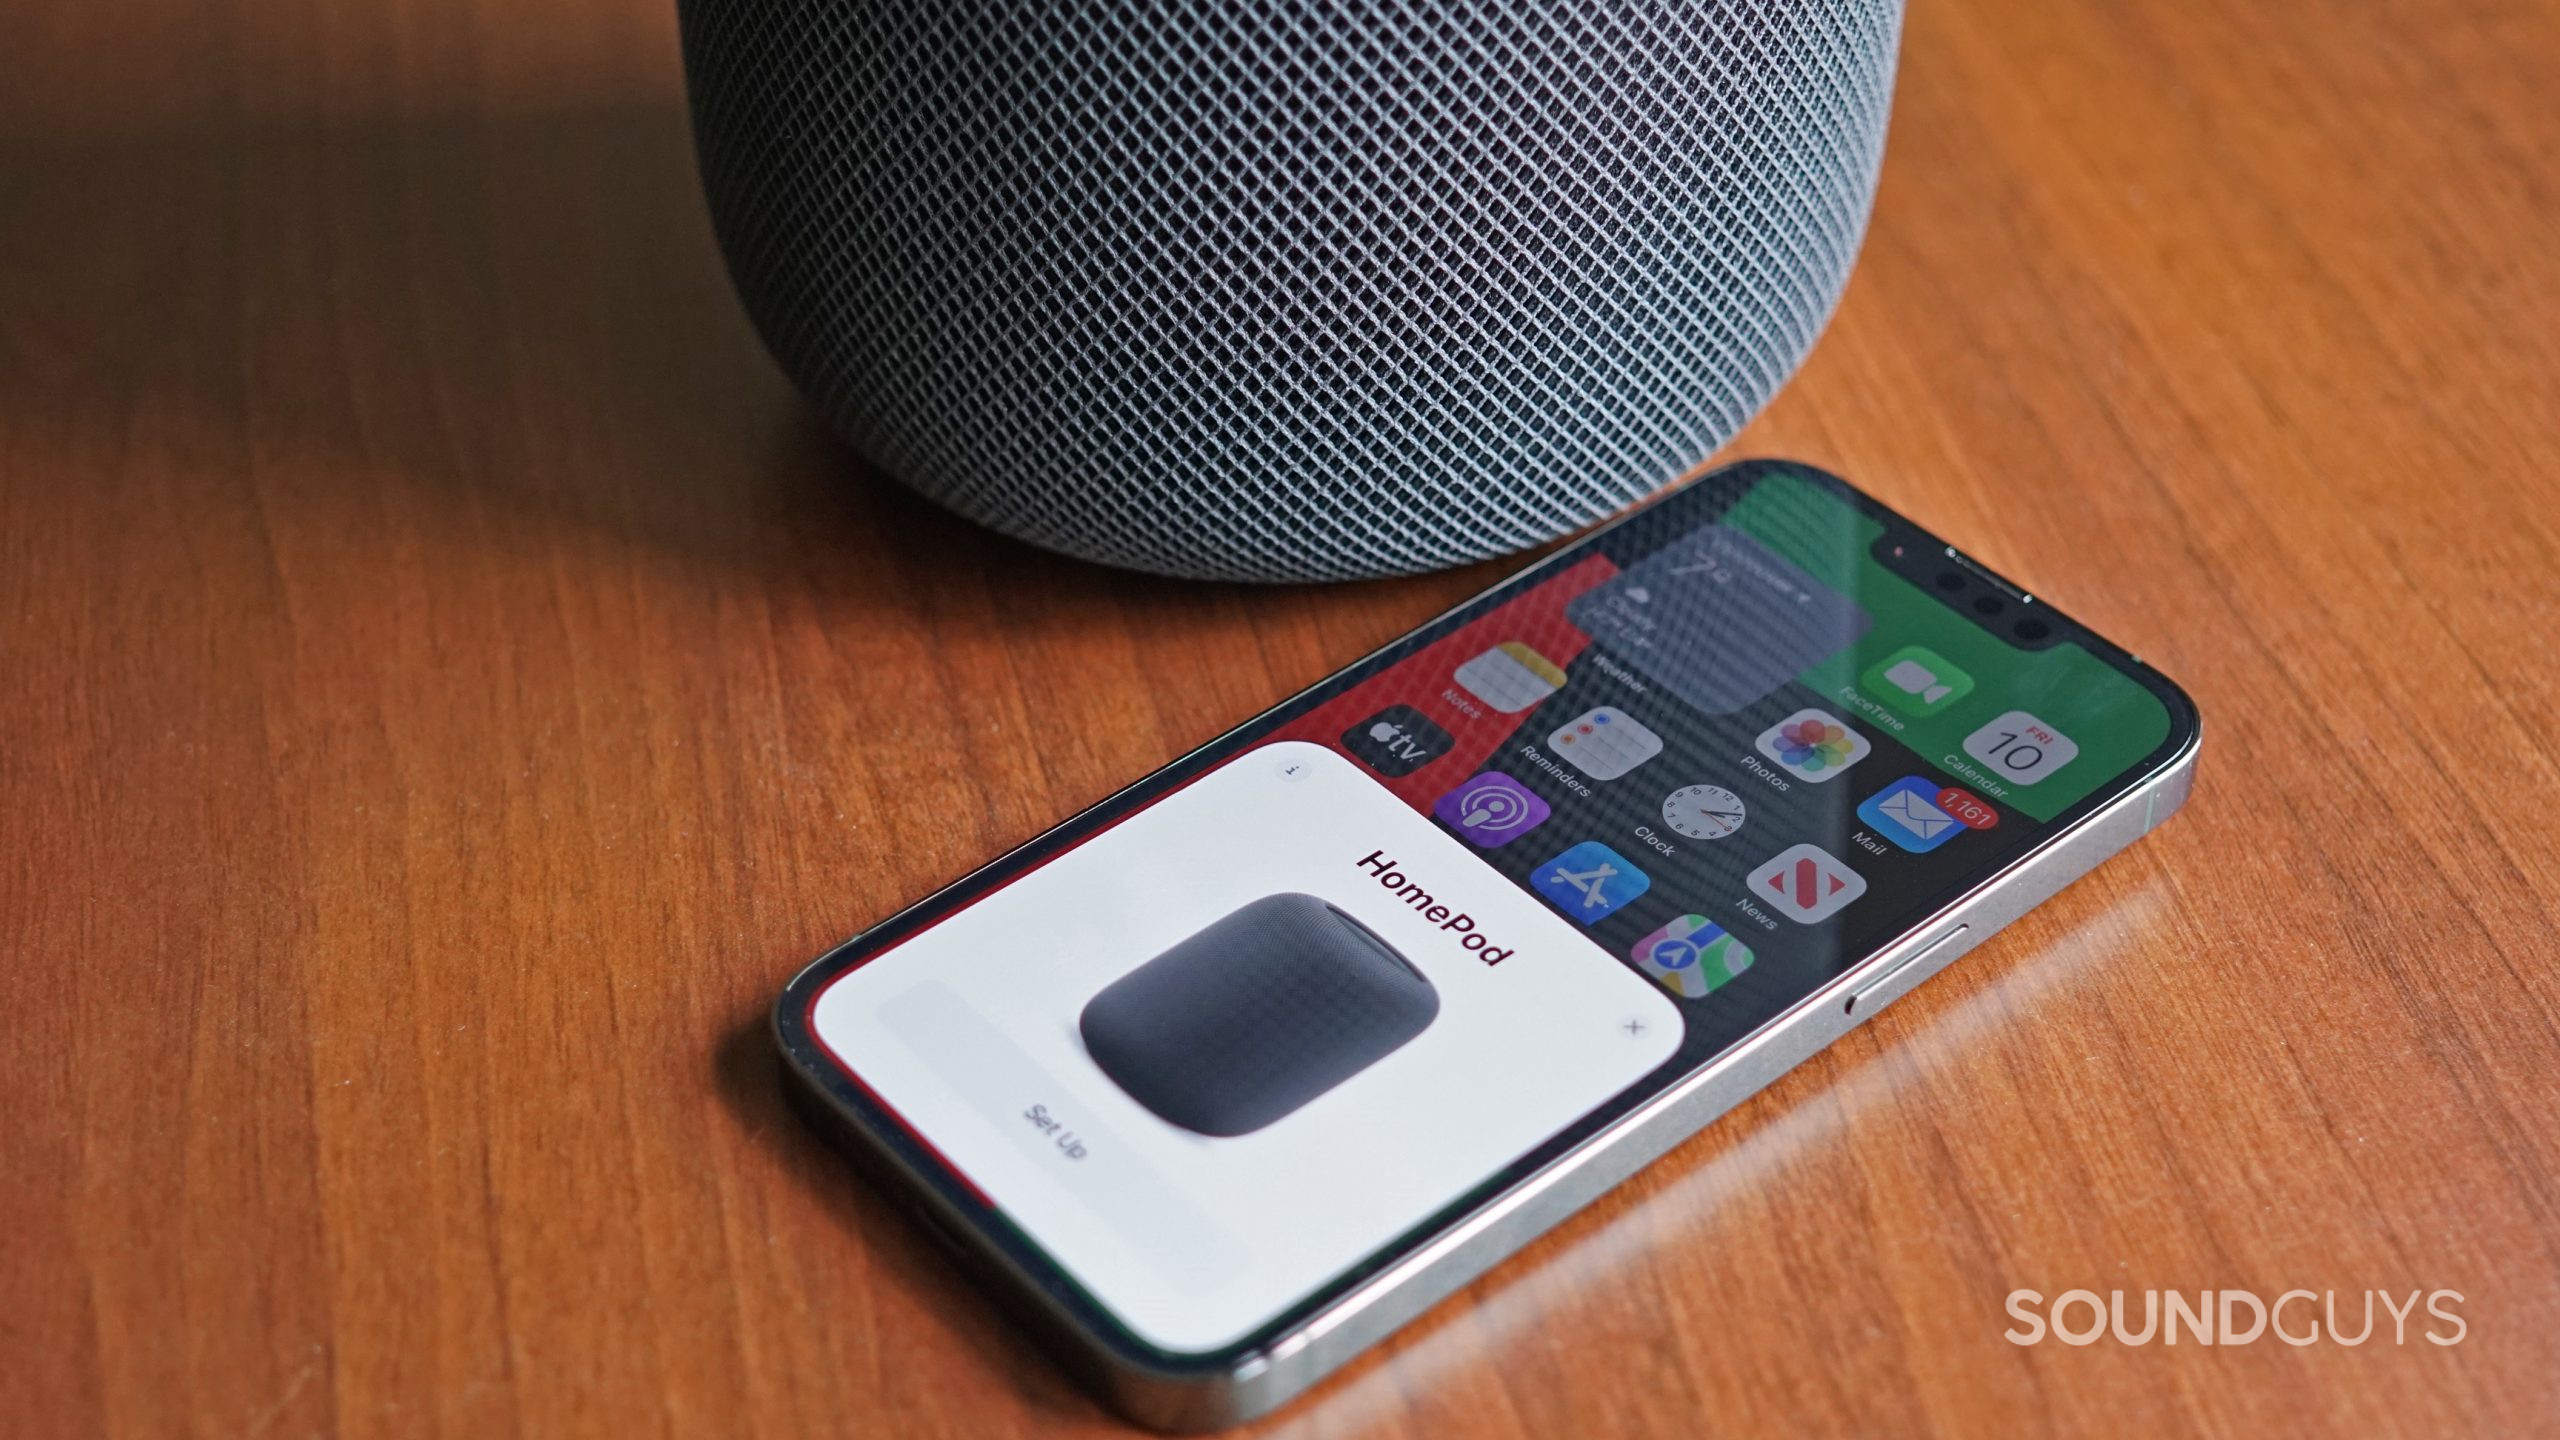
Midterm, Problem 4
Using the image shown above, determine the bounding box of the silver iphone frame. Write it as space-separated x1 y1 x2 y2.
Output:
774 461 2201 1431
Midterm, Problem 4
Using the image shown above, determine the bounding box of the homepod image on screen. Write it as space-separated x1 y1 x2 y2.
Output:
1078 894 1440 1138
679 3 1903 580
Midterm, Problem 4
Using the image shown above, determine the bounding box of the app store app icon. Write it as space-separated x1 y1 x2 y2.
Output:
1531 841 1651 924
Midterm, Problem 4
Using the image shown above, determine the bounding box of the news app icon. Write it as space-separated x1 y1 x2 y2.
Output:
1631 915 1755 999
1748 843 1867 924
1531 841 1651 924
1433 772 1553 849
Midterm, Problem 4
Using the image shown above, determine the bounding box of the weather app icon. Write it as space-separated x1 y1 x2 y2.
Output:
1432 773 1554 849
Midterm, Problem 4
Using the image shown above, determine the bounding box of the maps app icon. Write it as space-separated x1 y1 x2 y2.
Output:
1631 916 1755 999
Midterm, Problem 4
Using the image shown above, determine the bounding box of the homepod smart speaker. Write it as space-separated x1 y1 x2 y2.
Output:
679 3 1903 580
1078 894 1439 1137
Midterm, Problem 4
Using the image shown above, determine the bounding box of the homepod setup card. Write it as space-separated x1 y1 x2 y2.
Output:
807 741 1680 1354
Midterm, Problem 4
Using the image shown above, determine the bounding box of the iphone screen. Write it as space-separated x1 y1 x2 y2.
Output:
784 463 2188 1358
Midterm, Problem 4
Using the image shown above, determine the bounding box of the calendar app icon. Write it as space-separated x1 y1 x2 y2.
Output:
1962 710 2081 786
1548 706 1663 781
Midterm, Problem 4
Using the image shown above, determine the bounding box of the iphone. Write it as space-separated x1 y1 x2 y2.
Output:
774 460 2200 1429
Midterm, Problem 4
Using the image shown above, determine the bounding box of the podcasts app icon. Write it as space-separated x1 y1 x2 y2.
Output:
1432 773 1553 849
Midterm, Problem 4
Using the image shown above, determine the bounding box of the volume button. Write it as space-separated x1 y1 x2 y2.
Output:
1845 924 1970 1016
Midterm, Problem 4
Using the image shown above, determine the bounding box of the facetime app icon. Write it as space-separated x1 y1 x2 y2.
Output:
1454 642 1565 713
1863 644 1975 717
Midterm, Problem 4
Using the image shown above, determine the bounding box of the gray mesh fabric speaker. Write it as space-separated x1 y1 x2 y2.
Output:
678 2 1903 581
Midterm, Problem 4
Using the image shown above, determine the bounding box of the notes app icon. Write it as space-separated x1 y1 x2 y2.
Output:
1454 642 1565 713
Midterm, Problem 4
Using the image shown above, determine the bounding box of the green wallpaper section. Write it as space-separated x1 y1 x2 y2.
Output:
1724 473 2171 823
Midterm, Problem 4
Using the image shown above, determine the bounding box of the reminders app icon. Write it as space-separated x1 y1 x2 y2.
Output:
1550 707 1663 781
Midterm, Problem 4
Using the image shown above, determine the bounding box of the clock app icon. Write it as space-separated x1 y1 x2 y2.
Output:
1662 784 1747 840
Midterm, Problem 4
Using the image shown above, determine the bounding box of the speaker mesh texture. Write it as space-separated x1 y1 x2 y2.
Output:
680 2 1903 581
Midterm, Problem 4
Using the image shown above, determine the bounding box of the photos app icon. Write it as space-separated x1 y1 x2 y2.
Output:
1755 707 1871 783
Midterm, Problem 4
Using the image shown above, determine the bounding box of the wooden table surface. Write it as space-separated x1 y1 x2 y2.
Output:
6 0 2558 1435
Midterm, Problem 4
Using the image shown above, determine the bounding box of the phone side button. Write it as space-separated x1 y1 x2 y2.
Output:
1843 924 1970 1018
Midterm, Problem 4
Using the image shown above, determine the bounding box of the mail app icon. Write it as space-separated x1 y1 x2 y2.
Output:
1858 776 1967 854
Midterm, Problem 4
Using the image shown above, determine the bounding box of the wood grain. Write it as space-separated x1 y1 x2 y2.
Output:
4 0 2557 1435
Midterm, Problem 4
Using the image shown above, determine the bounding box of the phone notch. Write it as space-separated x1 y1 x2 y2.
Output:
1870 531 2068 650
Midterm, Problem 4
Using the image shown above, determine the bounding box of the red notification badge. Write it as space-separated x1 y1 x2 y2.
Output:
1935 785 2000 830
